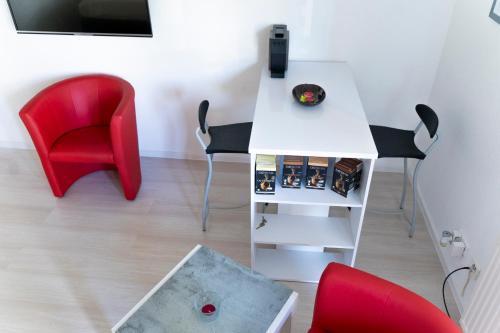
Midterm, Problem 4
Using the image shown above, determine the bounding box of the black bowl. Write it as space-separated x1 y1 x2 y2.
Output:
292 84 326 106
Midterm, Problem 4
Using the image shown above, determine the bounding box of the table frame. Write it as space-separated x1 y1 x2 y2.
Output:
111 245 298 333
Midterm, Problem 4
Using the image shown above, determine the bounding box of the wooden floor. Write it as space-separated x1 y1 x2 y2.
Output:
0 148 458 333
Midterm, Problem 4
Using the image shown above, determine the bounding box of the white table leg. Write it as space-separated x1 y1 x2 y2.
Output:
279 316 292 333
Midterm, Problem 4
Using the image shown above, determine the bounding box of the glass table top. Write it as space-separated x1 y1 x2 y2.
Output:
114 246 294 333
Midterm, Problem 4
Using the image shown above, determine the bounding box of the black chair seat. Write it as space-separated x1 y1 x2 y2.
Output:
206 122 253 154
370 125 425 159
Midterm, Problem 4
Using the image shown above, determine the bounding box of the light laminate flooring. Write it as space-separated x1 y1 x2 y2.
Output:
0 148 458 332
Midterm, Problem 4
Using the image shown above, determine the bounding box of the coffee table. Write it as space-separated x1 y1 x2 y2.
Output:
112 245 298 333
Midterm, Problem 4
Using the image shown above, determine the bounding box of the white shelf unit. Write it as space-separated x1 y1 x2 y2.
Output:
248 61 378 283
250 155 374 282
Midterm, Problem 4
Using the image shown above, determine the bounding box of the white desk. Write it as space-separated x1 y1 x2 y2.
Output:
249 61 378 283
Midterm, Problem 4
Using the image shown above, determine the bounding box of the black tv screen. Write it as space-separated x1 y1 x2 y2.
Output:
7 0 152 37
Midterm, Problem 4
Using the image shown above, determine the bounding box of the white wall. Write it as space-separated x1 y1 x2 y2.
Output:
418 0 500 313
0 0 455 170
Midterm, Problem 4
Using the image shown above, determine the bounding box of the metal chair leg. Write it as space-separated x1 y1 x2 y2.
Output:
400 158 408 210
202 154 213 231
409 159 423 238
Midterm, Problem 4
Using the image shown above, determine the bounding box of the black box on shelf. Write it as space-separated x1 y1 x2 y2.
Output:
255 154 276 194
332 158 363 197
305 156 328 190
281 155 304 188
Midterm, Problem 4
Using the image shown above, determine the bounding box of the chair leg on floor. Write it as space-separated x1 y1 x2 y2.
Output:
400 158 408 210
409 160 423 238
202 154 213 232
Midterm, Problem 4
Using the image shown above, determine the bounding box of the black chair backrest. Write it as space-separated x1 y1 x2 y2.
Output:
416 104 438 138
198 100 209 134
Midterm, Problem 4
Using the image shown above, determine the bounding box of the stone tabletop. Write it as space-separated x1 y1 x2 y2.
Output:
114 246 294 333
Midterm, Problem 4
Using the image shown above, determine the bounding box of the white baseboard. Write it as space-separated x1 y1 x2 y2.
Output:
0 140 32 150
415 183 465 316
139 149 206 161
140 149 250 163
373 159 404 173
459 318 469 333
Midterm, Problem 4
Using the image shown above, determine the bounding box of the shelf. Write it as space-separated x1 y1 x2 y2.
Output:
253 170 362 207
254 248 346 283
254 213 355 249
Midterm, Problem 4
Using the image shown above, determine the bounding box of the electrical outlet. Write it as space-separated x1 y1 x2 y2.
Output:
452 230 463 243
440 230 453 247
445 229 467 257
451 239 466 257
470 263 480 280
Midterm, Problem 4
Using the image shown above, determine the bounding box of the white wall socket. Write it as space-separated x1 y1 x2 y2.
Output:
450 239 466 257
440 230 453 247
440 230 467 256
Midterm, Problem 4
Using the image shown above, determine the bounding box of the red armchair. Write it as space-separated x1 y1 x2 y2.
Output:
309 263 462 333
19 74 141 200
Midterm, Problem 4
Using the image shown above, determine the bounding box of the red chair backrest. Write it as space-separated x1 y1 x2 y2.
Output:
20 75 131 151
310 263 463 333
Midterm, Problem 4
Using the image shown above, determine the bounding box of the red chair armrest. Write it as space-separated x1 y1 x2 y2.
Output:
19 97 62 156
110 82 138 156
110 83 141 199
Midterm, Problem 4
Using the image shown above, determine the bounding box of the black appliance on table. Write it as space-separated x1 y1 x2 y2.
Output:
269 24 289 78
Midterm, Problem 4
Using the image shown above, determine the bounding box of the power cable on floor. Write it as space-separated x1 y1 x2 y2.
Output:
442 266 471 317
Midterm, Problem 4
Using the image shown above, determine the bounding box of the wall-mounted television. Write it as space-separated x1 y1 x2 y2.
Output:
7 0 152 37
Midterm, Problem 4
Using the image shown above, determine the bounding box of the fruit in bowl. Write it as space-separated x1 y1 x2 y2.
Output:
300 91 315 103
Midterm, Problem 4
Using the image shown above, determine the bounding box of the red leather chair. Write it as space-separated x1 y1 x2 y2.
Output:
309 263 462 333
19 74 141 200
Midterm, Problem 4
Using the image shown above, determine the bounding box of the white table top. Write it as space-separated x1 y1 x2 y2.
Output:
249 61 378 159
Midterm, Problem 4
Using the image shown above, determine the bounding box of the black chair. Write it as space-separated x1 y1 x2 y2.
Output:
195 100 253 231
370 104 439 237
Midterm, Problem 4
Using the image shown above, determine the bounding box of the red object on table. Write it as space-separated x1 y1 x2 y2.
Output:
19 74 141 200
201 304 216 314
308 263 463 333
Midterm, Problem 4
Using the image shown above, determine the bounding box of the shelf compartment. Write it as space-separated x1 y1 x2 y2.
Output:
253 156 366 207
254 247 347 283
254 213 355 249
